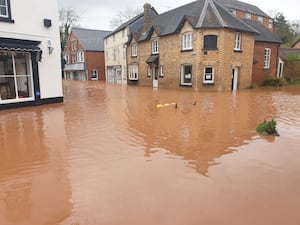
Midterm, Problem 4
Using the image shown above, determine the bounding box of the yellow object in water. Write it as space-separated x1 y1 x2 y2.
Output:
156 103 176 108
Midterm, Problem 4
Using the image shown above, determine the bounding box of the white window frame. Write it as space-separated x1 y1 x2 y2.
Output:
0 0 8 18
203 67 214 84
160 65 164 77
129 64 138 80
152 39 159 54
91 69 98 80
268 19 273 29
229 8 236 16
77 51 84 62
131 43 137 57
147 65 151 77
64 55 70 64
234 32 242 51
245 13 251 19
257 16 263 23
0 51 35 104
181 64 192 86
182 32 193 50
264 48 271 69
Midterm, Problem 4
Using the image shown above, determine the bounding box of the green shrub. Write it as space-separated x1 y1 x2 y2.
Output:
262 77 286 87
256 119 278 135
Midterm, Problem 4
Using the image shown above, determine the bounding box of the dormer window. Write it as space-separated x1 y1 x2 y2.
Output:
245 13 251 19
268 19 273 28
229 8 236 16
152 39 159 54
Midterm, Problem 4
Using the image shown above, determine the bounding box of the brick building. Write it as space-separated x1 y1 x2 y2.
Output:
63 28 110 81
126 0 281 90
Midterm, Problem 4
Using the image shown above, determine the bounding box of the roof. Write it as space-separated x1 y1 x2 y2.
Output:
280 48 300 60
72 28 111 51
242 19 281 43
292 37 300 48
148 0 257 38
214 0 271 18
106 7 159 38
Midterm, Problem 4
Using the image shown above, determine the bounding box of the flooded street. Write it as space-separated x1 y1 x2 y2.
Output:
1 80 300 225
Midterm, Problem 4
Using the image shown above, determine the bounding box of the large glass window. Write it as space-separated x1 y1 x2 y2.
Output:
203 35 217 50
0 52 34 102
181 65 192 86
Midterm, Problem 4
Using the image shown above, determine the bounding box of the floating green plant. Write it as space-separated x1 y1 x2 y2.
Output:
256 119 279 136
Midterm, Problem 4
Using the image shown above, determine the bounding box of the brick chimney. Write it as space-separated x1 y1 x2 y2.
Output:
143 3 151 32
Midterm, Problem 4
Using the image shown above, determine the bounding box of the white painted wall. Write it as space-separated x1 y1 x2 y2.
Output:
104 28 129 84
0 0 63 99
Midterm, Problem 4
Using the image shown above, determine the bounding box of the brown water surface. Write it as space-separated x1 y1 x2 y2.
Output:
1 80 300 225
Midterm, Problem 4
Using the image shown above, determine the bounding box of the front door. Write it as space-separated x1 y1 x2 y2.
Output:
153 65 158 88
231 67 238 91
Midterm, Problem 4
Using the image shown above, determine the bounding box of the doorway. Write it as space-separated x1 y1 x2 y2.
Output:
152 65 158 88
231 67 238 91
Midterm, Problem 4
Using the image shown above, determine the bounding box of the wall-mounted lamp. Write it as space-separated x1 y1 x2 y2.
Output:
47 39 54 54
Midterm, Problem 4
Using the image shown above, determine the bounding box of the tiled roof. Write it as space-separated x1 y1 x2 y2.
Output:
72 28 111 51
214 0 270 18
242 19 281 43
280 48 300 60
149 0 257 38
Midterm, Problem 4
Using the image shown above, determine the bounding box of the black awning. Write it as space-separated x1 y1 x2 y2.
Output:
146 55 159 64
0 38 41 53
0 42 41 52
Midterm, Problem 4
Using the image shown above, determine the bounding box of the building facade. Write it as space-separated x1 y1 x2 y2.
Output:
0 0 63 109
63 28 110 81
127 0 257 91
104 7 158 85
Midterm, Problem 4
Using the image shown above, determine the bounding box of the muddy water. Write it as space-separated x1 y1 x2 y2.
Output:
0 80 300 225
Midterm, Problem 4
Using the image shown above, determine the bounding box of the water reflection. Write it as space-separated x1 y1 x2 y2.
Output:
0 81 300 225
0 106 72 225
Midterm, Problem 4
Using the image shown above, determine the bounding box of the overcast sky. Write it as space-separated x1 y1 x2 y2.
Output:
57 0 300 31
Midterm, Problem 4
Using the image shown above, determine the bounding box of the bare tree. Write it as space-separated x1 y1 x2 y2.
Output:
59 8 81 51
110 7 142 29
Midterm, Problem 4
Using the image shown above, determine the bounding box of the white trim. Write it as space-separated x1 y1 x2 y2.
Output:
129 64 138 80
131 43 137 57
0 0 8 18
182 32 193 50
181 64 192 86
234 32 241 51
203 66 214 84
264 48 271 69
152 39 159 54
91 69 98 80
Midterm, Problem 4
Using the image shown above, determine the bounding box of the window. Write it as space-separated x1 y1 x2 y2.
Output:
0 0 12 22
203 35 217 50
268 19 273 29
147 65 151 77
234 32 241 51
229 8 236 16
132 43 137 57
77 51 84 62
182 32 193 50
203 67 214 84
257 16 263 23
264 48 271 69
181 65 192 85
129 64 138 80
91 69 98 80
245 13 251 19
152 39 159 54
0 52 34 102
64 55 70 64
71 40 77 51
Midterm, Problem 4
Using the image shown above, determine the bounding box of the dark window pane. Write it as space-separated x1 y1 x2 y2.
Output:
204 35 217 50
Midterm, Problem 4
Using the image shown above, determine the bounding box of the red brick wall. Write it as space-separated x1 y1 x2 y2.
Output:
293 41 300 49
85 51 106 80
252 42 280 85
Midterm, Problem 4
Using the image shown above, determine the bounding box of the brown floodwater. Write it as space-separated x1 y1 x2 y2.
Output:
0 80 300 225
